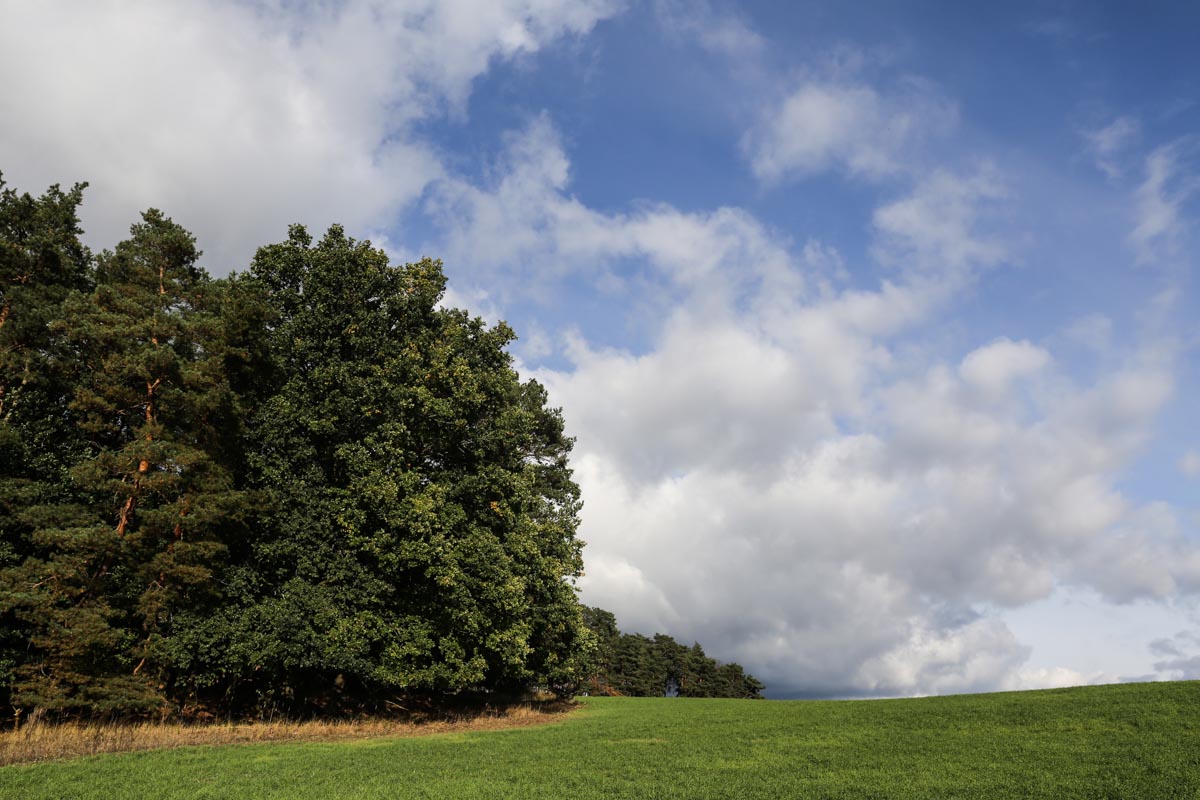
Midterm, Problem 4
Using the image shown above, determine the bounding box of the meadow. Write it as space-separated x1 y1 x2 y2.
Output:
0 681 1196 799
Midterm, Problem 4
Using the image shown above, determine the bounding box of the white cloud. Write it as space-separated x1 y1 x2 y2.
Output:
958 338 1051 402
439 283 505 328
0 0 619 270
551 320 1188 695
1062 313 1114 352
513 322 555 363
872 167 1008 275
743 77 956 182
419 115 1199 695
430 115 1006 321
549 316 841 482
1079 504 1200 602
1082 116 1140 180
652 0 764 58
1009 666 1112 690
427 114 803 313
1180 450 1200 478
857 617 1030 697
1130 139 1200 265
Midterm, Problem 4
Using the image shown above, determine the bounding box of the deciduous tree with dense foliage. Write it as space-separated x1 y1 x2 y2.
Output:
1 174 594 719
200 225 593 710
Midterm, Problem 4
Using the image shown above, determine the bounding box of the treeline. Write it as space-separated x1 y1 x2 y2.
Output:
582 607 764 699
0 175 592 718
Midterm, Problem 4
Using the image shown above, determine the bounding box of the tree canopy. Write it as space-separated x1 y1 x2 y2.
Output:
0 175 592 718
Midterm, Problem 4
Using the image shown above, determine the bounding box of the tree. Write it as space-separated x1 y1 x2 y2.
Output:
1 210 241 714
0 173 92 424
0 174 596 719
0 175 94 714
580 606 764 698
178 225 592 713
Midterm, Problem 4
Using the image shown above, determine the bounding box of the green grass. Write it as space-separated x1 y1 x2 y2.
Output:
2 681 1197 799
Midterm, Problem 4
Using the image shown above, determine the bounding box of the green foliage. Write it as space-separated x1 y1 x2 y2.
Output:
0 174 591 718
0 174 95 712
3 682 1198 798
2 207 240 714
195 225 590 710
581 606 764 698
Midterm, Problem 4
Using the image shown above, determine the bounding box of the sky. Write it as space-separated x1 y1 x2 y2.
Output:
2 0 1198 698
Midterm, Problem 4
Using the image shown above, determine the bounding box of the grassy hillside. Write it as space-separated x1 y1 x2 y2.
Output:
1 681 1196 799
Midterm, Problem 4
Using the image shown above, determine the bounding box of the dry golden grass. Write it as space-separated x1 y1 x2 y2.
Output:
0 703 573 767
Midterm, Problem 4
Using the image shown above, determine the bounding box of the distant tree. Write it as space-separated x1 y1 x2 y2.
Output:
715 661 765 699
581 606 620 694
581 607 764 698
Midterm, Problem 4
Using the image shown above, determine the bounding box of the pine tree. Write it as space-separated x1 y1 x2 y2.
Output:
0 175 93 715
579 607 764 698
2 210 239 714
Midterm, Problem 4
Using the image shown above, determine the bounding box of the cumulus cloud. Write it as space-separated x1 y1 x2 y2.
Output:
418 112 1200 694
0 0 619 269
552 316 1187 695
430 115 1003 316
1180 450 1200 478
743 76 956 182
958 338 1051 402
857 618 1031 697
872 167 1008 275
427 114 802 313
1079 504 1200 602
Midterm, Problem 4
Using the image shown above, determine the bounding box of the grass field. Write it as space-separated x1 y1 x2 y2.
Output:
1 681 1196 799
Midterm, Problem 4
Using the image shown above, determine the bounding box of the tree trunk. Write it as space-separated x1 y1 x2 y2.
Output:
116 380 158 536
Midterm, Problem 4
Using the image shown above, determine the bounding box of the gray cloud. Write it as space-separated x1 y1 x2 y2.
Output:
1151 630 1200 679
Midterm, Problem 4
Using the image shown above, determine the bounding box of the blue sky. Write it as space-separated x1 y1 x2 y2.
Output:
2 0 1198 697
